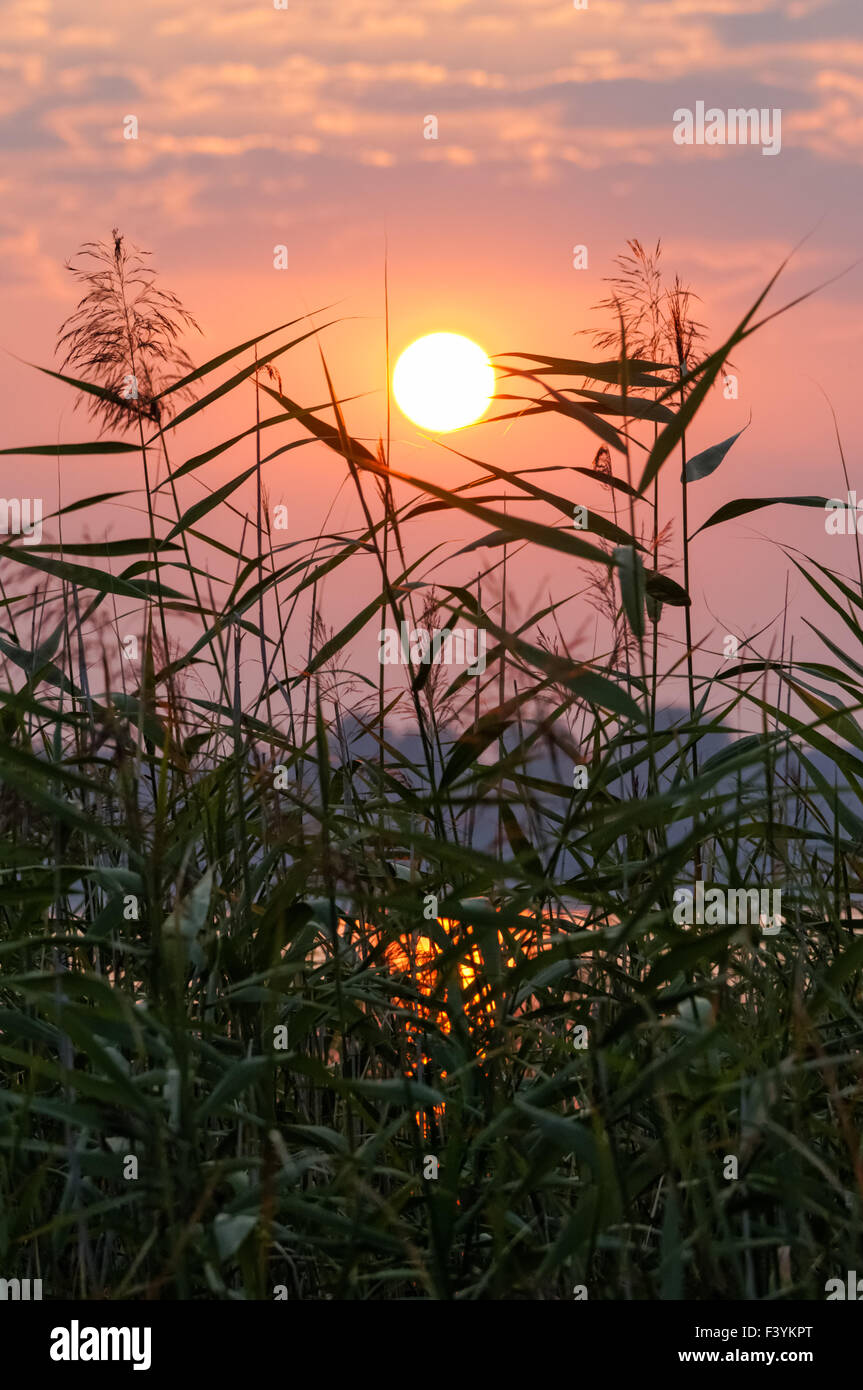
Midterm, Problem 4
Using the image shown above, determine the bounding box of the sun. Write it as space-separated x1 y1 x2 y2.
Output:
393 333 495 432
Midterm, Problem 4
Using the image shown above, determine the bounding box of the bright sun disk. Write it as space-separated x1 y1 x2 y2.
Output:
393 332 494 432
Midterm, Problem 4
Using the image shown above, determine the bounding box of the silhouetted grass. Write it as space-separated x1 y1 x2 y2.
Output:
0 236 860 1300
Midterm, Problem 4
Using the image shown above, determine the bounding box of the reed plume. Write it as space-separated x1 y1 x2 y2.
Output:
56 227 200 434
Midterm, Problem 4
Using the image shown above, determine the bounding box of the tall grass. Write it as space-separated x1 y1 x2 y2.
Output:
0 236 861 1300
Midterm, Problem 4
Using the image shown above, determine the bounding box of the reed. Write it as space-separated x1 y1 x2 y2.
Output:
0 234 860 1300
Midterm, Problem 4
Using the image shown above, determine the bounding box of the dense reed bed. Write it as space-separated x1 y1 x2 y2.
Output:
1 233 861 1300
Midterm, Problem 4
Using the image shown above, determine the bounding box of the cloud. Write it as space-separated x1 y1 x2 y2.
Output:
0 221 69 294
0 0 860 249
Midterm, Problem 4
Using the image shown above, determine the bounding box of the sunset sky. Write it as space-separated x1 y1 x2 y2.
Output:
2 0 863 694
